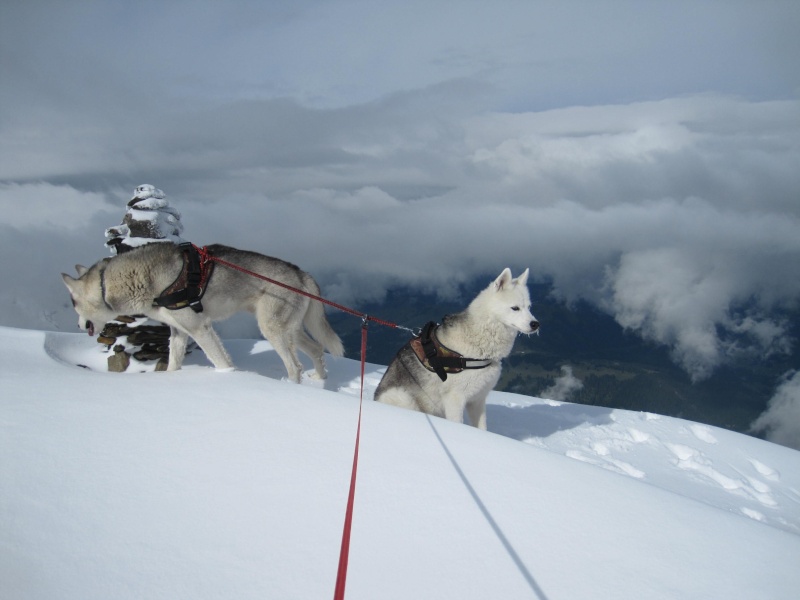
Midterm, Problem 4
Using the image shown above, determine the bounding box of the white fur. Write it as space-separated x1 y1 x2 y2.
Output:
61 243 344 383
374 268 538 429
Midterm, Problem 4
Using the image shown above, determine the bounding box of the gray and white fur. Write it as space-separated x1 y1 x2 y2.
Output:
61 243 344 382
374 268 538 429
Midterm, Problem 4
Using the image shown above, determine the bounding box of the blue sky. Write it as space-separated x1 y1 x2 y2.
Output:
1 0 799 383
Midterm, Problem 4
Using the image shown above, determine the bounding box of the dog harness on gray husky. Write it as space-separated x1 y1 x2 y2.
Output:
153 243 214 313
410 321 493 382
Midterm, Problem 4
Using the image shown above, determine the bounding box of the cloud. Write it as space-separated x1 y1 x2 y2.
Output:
0 183 121 332
1 2 799 381
751 371 800 451
541 366 584 402
0 183 117 231
2 96 799 385
606 237 798 382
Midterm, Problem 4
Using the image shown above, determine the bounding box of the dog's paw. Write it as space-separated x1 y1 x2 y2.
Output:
301 372 326 388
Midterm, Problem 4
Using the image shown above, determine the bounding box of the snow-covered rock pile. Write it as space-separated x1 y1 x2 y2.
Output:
99 185 188 371
98 316 191 372
104 184 185 254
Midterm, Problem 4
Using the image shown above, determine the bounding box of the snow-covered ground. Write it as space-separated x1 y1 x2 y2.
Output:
2 325 799 599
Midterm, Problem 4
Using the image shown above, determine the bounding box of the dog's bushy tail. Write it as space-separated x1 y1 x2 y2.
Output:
302 275 345 357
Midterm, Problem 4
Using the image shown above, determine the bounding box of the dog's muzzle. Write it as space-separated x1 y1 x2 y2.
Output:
530 320 540 333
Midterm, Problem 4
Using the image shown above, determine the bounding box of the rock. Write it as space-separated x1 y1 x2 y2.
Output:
98 319 173 369
115 315 138 324
107 347 131 372
99 185 188 371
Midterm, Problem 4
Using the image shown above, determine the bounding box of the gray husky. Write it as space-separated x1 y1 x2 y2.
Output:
374 268 538 429
61 243 344 382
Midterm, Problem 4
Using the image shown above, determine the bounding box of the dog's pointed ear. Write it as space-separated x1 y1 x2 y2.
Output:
61 273 77 292
75 265 89 276
493 268 513 291
514 268 530 286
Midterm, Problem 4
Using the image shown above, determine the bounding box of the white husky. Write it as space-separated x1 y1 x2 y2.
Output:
61 243 344 382
374 268 538 429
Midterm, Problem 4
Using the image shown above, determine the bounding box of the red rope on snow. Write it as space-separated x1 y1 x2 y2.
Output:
202 249 401 599
333 321 368 599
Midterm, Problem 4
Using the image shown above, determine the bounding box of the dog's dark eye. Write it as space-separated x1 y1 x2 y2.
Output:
511 306 520 311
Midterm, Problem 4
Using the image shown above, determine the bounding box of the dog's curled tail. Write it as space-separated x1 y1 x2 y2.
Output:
303 275 345 357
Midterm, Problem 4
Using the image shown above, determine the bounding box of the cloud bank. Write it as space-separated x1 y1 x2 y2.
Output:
2 95 799 383
1 2 798 384
751 371 800 451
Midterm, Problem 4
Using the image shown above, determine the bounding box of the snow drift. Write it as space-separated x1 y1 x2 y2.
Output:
2 326 799 599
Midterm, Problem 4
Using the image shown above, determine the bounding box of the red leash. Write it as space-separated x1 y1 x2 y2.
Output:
333 320 368 599
204 250 398 328
200 249 403 599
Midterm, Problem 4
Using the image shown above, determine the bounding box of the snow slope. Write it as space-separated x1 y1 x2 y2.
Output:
2 325 799 599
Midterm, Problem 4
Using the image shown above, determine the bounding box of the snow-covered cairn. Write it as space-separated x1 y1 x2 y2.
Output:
105 184 185 254
99 185 188 372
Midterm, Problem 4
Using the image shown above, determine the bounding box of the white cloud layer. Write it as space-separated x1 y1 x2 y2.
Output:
1 2 798 384
541 366 584 402
1 96 798 384
751 371 800 450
